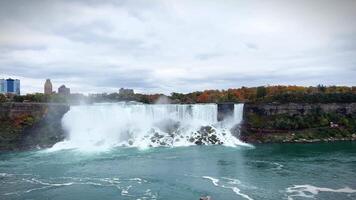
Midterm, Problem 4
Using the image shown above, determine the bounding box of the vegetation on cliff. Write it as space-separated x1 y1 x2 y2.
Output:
0 103 69 151
242 104 356 143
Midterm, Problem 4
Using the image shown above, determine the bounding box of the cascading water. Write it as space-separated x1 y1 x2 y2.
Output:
51 103 250 151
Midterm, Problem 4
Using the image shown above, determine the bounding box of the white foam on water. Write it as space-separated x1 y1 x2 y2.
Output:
202 176 254 200
286 184 356 200
1 175 156 199
50 103 251 151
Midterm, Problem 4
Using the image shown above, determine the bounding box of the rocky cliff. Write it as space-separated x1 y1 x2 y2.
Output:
0 102 69 151
244 103 356 116
241 103 356 143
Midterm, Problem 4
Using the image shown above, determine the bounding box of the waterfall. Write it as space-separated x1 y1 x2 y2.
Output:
234 103 244 123
51 103 249 151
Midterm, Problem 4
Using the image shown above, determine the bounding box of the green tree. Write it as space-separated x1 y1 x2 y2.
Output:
0 94 7 102
256 86 267 99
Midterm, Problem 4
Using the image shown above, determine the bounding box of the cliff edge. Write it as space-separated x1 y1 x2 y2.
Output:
241 102 356 143
0 102 69 151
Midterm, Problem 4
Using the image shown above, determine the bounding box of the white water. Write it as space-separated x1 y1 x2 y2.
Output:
51 102 250 151
286 184 356 200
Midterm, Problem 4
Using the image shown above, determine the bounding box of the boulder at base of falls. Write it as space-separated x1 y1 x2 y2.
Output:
192 126 223 145
147 126 225 146
149 130 174 146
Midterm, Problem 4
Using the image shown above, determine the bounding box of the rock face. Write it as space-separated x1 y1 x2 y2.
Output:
241 102 356 143
0 102 70 151
244 102 356 116
217 103 234 121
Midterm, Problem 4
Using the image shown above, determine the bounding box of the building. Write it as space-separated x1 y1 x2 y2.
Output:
0 79 6 93
44 79 53 94
119 88 134 95
0 78 20 95
58 85 70 95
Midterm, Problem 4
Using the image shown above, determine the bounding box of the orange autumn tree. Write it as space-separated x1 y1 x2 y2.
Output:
196 91 211 103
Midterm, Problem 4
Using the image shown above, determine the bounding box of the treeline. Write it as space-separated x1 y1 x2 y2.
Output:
0 93 85 104
262 93 356 104
1 85 356 104
170 85 356 104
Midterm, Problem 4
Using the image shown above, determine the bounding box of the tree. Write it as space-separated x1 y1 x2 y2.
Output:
317 84 326 93
256 86 267 99
197 92 210 103
0 94 7 102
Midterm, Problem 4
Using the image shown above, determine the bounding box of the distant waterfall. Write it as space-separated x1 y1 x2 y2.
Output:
234 104 244 123
51 103 249 151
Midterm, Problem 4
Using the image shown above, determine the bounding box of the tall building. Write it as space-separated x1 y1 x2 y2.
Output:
0 79 5 93
14 79 20 95
0 78 20 95
44 79 53 94
58 85 70 95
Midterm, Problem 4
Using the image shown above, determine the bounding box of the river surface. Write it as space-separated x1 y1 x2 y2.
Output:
1 142 356 200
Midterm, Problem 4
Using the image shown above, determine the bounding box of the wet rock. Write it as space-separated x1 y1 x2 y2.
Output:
128 140 134 145
230 124 241 138
189 137 195 143
208 134 218 144
191 126 222 145
200 196 212 200
199 126 215 135
195 139 203 145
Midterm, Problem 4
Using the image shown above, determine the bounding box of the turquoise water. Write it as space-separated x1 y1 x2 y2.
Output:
1 142 356 200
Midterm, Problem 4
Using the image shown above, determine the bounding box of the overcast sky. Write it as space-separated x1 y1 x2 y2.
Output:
0 0 355 94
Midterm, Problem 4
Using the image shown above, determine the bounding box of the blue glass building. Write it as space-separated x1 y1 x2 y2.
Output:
6 79 14 93
0 78 20 95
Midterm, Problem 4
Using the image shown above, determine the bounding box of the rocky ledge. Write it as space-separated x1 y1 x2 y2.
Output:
241 102 356 143
0 102 70 151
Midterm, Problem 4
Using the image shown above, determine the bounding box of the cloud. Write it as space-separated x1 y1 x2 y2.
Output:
0 0 355 94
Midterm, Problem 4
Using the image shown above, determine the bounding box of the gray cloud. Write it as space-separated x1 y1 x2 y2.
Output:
0 0 355 94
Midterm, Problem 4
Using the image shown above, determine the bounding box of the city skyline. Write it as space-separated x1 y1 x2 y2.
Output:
0 0 356 94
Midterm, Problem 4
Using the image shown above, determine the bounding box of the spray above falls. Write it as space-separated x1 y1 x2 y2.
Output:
51 103 250 150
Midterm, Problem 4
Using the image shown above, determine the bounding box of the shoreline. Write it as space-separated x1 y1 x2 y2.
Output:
243 137 356 144
241 130 356 144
